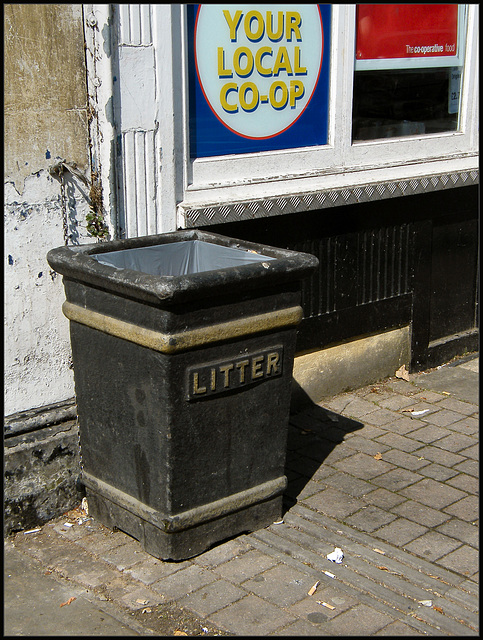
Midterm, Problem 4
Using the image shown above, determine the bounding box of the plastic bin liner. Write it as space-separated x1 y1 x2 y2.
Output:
93 239 275 277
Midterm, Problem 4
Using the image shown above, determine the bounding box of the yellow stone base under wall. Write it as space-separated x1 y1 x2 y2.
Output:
292 326 410 408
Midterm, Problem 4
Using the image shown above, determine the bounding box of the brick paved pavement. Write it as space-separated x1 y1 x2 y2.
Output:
5 354 478 636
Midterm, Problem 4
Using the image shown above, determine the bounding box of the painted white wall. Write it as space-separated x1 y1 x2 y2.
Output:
4 171 91 416
4 5 92 417
84 4 183 238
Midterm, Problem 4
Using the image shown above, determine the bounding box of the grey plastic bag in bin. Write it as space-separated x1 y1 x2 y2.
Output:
93 239 275 277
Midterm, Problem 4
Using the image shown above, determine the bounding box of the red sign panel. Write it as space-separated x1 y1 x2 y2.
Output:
356 4 458 61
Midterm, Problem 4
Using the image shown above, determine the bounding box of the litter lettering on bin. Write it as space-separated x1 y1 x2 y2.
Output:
188 347 283 399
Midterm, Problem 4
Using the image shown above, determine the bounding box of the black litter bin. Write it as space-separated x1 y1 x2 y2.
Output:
47 229 318 560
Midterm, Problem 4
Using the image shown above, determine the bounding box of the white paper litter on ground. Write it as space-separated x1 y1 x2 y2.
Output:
327 547 344 563
418 600 433 607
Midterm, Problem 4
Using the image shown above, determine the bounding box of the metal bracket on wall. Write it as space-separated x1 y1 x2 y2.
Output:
180 170 479 228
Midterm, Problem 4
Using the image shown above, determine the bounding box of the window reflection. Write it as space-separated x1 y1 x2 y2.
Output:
352 66 462 141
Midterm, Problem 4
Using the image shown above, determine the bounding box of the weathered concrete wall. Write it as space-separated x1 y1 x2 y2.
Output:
4 4 89 191
4 420 83 536
4 4 91 416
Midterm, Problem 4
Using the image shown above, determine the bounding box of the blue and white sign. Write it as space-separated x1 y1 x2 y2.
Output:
188 5 331 158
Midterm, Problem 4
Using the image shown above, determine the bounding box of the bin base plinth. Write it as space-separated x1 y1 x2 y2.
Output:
85 488 284 561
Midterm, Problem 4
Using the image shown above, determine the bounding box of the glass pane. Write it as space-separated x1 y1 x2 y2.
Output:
187 4 332 158
352 66 462 141
352 4 465 141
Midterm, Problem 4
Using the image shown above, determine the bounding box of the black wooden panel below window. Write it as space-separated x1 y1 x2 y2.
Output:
429 217 478 341
296 295 412 354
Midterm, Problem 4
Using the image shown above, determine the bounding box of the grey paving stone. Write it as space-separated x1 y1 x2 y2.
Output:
290 413 323 431
287 455 334 480
370 468 424 492
321 603 396 636
436 545 479 577
118 584 165 610
339 435 391 457
345 423 387 439
191 538 253 569
380 449 431 471
411 445 466 468
385 379 417 395
150 565 216 601
123 555 190 585
392 500 451 527
309 460 349 481
384 415 424 435
363 488 407 509
458 443 479 460
375 432 424 452
98 539 145 571
242 563 314 607
436 397 477 415
443 495 479 522
399 478 467 509
405 424 452 444
446 416 479 436
403 531 462 561
411 365 478 404
303 487 366 520
12 530 85 567
421 408 470 427
323 471 374 497
178 578 246 617
4 545 139 637
431 432 478 453
375 395 417 411
446 473 479 495
341 397 380 418
456 357 479 373
417 463 459 481
212 548 278 584
333 452 395 480
297 440 353 465
13 531 122 589
411 390 448 403
294 477 330 501
74 529 132 555
374 620 425 635
363 408 401 427
330 426 361 444
285 476 324 502
288 587 359 621
373 518 428 546
435 519 479 548
321 394 357 413
56 556 124 590
452 458 479 477
208 594 295 636
355 384 390 399
271 618 330 636
345 505 397 532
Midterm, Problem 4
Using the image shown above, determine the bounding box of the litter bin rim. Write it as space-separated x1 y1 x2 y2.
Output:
47 229 318 304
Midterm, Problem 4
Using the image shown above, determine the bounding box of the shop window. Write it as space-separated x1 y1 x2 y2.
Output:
352 4 465 141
